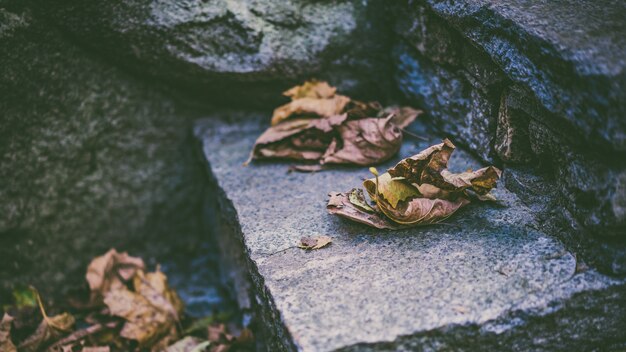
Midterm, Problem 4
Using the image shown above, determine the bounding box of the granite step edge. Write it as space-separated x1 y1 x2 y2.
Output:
194 117 626 351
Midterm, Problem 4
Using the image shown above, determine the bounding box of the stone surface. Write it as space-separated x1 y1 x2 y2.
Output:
36 0 394 107
0 0 209 302
425 0 626 151
393 0 626 273
195 115 626 351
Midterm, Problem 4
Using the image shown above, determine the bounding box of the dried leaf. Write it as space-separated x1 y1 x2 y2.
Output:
133 268 184 322
383 106 422 129
328 140 501 228
372 194 469 225
207 324 232 343
348 188 375 213
321 115 403 166
11 286 38 309
81 347 111 352
86 249 145 304
166 337 211 352
363 172 420 209
1 314 17 352
47 322 119 352
327 192 404 230
249 115 347 163
103 289 174 348
387 139 501 197
298 236 332 250
19 312 75 352
271 95 350 126
344 100 382 119
283 80 336 100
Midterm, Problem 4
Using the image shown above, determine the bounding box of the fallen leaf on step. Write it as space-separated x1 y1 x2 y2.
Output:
272 95 350 126
283 80 336 100
344 100 382 119
327 192 404 230
328 140 501 228
86 249 145 304
247 115 347 163
249 80 420 169
321 115 404 166
298 236 333 250
0 314 17 352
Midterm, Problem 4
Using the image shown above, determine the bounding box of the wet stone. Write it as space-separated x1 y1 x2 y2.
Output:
195 115 626 351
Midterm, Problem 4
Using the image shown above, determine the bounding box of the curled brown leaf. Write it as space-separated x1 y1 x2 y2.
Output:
250 80 420 169
86 249 145 304
327 140 501 229
321 115 403 166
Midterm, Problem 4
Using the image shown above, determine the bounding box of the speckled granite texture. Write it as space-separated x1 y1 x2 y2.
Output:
195 115 626 351
392 0 626 274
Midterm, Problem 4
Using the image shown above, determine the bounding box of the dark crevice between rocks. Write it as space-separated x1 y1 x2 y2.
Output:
194 122 294 351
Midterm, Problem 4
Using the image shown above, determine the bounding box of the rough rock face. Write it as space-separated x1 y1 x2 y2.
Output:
37 0 393 106
0 1 206 300
392 0 626 274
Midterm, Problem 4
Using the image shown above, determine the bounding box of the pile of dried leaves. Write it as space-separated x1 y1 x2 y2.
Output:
1 249 253 352
327 139 501 229
247 80 422 171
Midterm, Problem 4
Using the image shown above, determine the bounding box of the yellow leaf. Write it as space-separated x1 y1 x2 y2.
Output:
271 95 350 126
363 172 420 209
283 80 336 100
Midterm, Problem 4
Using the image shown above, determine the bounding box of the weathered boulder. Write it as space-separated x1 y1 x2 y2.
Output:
36 0 393 107
0 1 206 301
392 0 626 274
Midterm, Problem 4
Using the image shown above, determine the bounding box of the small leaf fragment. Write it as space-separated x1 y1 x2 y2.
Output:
348 188 375 213
298 235 333 250
11 286 38 309
81 347 111 352
382 106 423 129
0 314 17 352
166 336 210 352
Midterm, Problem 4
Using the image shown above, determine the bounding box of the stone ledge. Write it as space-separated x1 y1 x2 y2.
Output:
195 115 626 351
393 0 626 274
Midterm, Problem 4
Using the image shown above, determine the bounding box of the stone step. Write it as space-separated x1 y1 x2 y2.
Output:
195 115 626 351
392 0 626 274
